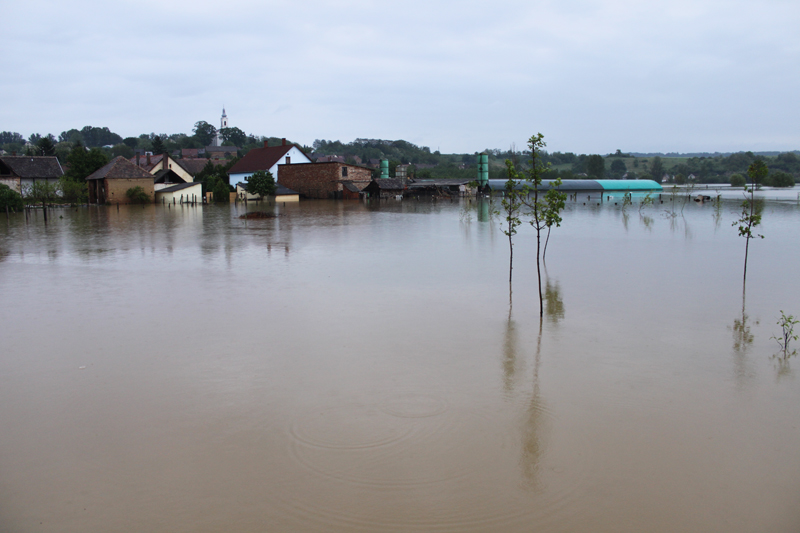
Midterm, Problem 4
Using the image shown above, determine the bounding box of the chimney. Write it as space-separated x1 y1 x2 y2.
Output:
264 141 269 148
281 138 286 146
136 154 140 167
146 153 151 166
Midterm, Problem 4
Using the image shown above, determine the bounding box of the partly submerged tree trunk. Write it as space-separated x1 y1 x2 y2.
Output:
536 220 543 317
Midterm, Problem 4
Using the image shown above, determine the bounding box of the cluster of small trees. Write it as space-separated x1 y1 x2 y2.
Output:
498 133 567 316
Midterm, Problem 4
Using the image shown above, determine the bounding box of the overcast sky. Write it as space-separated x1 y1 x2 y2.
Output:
3 0 799 154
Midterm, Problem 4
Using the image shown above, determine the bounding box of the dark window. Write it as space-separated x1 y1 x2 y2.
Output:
342 166 348 177
285 156 291 164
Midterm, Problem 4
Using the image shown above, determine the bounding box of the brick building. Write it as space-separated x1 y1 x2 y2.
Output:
277 161 372 199
87 156 155 204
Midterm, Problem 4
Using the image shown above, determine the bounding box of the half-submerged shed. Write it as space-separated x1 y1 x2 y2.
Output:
87 156 155 204
363 178 406 199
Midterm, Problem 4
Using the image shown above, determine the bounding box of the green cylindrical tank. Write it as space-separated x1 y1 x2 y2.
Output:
380 159 389 179
478 153 489 186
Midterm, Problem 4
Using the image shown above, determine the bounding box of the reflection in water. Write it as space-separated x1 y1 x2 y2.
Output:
521 317 545 490
639 213 653 230
731 290 758 386
712 195 723 230
544 278 564 325
503 285 519 394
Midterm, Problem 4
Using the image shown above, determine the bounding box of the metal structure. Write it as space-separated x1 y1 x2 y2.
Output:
380 159 389 179
477 153 489 187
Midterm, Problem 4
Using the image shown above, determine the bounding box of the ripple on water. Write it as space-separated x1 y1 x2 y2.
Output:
278 394 591 532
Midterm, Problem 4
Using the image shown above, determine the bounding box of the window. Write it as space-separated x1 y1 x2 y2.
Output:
285 156 291 164
342 166 348 177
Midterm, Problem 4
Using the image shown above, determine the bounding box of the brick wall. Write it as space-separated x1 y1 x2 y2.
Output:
278 162 372 199
105 178 155 204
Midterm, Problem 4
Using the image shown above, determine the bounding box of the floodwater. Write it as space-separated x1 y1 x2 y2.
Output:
1 193 799 532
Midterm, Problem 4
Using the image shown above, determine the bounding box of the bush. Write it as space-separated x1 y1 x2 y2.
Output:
59 177 88 204
125 186 150 204
770 171 795 188
0 183 24 211
730 174 746 187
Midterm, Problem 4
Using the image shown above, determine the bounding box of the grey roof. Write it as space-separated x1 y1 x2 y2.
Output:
408 179 470 188
370 178 406 189
206 145 239 153
0 156 63 179
87 156 154 180
341 181 360 193
275 184 297 195
157 182 201 193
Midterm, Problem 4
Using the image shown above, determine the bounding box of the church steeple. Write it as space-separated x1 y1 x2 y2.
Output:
220 107 228 130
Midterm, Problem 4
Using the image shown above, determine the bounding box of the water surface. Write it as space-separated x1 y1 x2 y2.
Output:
1 196 799 532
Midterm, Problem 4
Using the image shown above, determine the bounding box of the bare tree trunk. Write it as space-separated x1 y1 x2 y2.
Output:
508 231 513 283
543 226 552 263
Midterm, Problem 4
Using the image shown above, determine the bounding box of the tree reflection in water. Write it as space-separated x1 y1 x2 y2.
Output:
544 278 564 325
503 283 519 394
731 288 758 386
521 316 545 490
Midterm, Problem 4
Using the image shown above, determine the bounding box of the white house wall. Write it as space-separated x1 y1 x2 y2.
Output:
228 146 311 185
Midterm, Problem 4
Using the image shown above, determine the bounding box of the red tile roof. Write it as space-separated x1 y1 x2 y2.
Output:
228 144 295 175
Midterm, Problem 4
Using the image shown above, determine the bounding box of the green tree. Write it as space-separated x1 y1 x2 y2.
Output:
123 137 139 148
733 160 767 286
110 143 134 159
730 173 746 187
36 135 56 156
64 143 108 181
58 176 88 205
586 155 605 178
516 133 566 316
151 135 165 155
770 171 795 188
498 161 524 283
609 158 626 178
0 183 24 212
219 127 247 147
193 121 217 146
541 178 566 262
211 177 231 203
649 156 665 182
245 170 276 198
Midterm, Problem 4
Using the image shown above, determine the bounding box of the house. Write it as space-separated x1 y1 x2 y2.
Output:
155 182 203 205
0 155 64 194
205 145 239 160
181 148 200 158
362 178 406 199
87 156 155 204
277 161 372 199
131 153 194 183
227 139 311 185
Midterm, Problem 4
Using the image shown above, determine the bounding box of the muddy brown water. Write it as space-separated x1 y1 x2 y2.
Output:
1 195 799 532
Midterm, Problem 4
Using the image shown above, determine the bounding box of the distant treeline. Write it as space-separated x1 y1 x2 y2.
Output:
1 127 797 186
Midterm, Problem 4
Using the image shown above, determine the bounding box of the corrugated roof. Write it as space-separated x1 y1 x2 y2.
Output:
87 156 154 180
0 156 63 179
228 144 295 175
